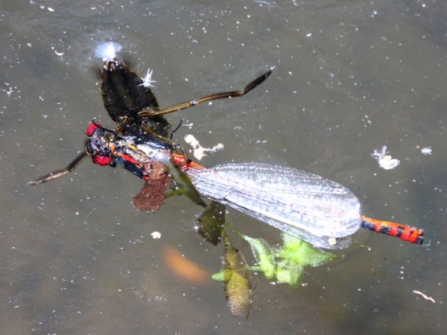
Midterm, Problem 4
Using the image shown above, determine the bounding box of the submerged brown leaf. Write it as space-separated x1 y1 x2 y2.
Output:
197 201 225 245
133 161 171 212
222 235 252 317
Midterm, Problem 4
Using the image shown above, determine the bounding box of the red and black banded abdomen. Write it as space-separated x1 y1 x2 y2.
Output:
361 216 424 245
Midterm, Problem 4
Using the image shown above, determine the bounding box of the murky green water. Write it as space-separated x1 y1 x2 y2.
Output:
1 0 445 334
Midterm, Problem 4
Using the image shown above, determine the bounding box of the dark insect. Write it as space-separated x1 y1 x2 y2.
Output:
29 57 272 185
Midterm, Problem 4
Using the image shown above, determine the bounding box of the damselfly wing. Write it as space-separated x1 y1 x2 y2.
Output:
182 162 424 249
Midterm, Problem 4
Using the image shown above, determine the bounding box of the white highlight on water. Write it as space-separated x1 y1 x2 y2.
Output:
94 42 122 60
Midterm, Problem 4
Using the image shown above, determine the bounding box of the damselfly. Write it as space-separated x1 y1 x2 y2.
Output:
83 125 424 250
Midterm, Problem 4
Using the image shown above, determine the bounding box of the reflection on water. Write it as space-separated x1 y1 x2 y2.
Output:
1 0 446 334
95 42 122 60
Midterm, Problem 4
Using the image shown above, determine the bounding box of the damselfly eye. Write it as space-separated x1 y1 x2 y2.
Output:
86 123 102 137
93 155 112 166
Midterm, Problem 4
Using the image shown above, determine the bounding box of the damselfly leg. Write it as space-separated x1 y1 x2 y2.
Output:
29 123 114 185
138 69 273 118
28 151 89 185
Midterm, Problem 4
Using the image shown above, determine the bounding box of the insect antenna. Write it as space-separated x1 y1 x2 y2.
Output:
170 120 183 140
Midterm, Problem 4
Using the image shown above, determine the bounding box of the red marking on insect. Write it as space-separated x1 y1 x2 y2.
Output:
93 155 112 166
86 122 101 137
360 216 424 245
172 153 204 170
121 153 139 165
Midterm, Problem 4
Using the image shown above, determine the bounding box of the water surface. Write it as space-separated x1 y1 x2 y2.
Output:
1 1 446 334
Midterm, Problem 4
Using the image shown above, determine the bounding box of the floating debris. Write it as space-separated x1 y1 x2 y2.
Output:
254 0 278 9
151 231 161 239
184 134 224 160
421 147 432 155
140 68 156 88
413 290 435 303
51 46 64 56
371 146 400 170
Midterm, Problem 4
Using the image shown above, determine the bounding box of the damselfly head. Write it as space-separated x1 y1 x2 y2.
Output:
86 122 114 166
102 59 121 71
